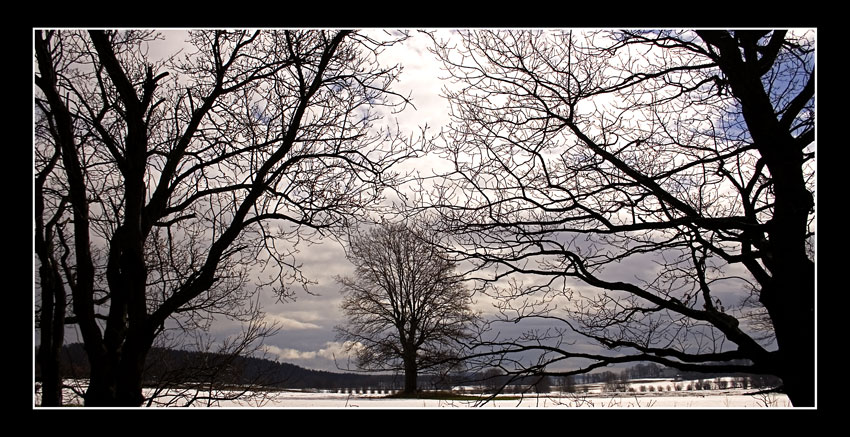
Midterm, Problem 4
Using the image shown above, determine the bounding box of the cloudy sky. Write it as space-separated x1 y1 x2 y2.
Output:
48 29 808 375
252 30 450 371
45 29 462 373
142 29 462 372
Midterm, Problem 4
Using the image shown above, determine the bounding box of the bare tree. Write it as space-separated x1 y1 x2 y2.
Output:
334 221 479 395
416 29 815 406
141 313 281 407
481 367 506 394
34 108 71 406
34 29 418 406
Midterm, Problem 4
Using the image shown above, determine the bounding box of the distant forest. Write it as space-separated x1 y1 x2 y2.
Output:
36 344 780 393
36 344 449 391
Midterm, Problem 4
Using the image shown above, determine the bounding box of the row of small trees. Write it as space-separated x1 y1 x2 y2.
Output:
554 376 781 395
608 376 781 394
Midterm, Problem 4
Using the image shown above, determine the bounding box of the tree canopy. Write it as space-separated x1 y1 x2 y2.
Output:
34 29 419 406
335 221 479 394
411 29 815 406
35 28 816 408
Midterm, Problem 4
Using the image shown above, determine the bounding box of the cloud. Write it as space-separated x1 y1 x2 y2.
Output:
261 341 361 363
263 313 322 331
262 344 318 361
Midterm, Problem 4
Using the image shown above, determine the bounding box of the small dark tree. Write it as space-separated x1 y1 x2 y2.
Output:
533 375 551 394
481 367 505 393
560 375 577 393
335 222 479 395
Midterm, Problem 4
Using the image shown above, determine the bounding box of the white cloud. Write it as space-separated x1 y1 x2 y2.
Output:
261 341 361 363
263 313 322 331
262 344 317 361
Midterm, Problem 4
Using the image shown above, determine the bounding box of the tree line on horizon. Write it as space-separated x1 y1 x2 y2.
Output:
35 343 447 405
35 344 781 394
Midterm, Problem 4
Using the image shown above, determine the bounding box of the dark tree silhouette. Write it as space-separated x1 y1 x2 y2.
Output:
416 29 815 406
334 222 479 395
34 109 70 406
140 315 283 407
34 29 418 406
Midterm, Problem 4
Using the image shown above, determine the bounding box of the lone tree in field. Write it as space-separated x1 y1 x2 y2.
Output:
417 29 815 406
34 29 417 406
335 222 479 395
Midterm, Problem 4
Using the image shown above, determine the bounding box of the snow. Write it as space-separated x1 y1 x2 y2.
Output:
36 378 794 408
205 390 792 409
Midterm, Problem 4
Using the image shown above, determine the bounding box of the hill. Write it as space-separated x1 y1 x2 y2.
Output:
40 343 411 391
38 344 782 394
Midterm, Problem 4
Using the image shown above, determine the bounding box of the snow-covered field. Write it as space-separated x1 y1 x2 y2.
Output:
203 389 792 409
37 378 794 408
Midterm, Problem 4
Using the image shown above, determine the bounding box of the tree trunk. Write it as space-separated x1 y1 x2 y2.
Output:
696 31 816 407
761 179 815 407
83 355 149 406
402 352 418 395
37 264 66 406
775 336 815 407
37 345 61 406
35 29 95 407
81 324 154 407
84 350 117 406
116 333 152 406
760 267 814 407
759 136 815 408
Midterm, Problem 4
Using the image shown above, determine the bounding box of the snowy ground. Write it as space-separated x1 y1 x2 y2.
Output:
205 389 792 409
36 378 794 408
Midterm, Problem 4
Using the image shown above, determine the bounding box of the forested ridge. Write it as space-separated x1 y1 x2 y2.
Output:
36 344 401 390
36 344 778 393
